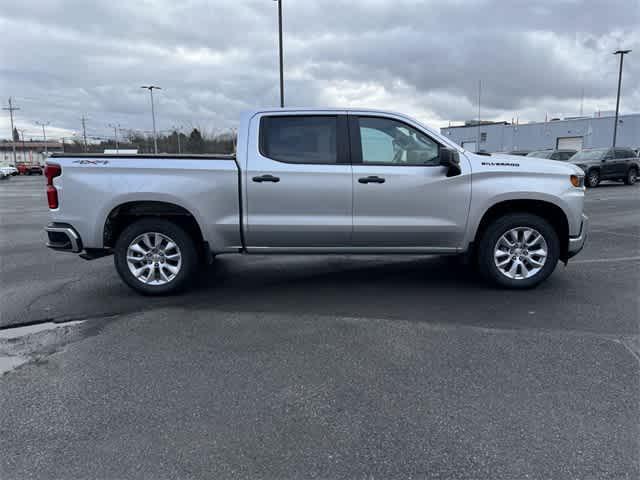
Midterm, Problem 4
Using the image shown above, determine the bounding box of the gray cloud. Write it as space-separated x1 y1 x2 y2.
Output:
1 0 638 141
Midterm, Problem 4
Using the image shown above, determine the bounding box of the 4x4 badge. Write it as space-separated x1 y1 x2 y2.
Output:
72 160 109 165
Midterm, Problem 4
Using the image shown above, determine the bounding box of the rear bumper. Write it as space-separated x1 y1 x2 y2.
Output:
45 223 83 253
567 214 588 258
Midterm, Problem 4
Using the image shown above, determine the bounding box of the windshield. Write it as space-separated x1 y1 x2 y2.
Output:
526 150 552 159
571 149 607 162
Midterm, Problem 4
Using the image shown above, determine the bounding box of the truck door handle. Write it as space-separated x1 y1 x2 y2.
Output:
252 174 280 183
358 176 385 184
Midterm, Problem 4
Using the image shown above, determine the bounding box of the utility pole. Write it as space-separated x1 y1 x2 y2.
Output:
476 80 482 153
274 0 284 107
3 97 20 165
141 85 161 153
612 49 631 148
108 123 120 152
36 121 50 157
580 87 584 116
81 115 88 152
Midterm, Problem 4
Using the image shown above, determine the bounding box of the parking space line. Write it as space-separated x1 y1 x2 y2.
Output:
572 256 640 264
590 230 640 239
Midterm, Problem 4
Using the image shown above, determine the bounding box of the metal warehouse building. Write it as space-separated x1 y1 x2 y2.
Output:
440 113 640 153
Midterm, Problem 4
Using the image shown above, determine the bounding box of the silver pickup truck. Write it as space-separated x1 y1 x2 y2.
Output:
44 108 588 294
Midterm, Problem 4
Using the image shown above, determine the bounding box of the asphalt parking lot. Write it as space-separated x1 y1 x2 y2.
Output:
1 175 639 479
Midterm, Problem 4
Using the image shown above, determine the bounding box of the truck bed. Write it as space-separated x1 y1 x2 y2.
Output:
47 153 242 252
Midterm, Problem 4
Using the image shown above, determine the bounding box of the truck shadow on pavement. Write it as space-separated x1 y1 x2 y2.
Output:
167 254 570 327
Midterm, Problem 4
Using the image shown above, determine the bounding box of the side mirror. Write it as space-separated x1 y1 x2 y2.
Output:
439 148 461 177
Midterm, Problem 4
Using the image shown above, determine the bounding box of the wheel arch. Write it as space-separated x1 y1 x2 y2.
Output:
472 199 570 263
103 201 206 253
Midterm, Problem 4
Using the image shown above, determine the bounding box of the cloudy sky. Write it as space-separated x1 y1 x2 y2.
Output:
1 0 639 141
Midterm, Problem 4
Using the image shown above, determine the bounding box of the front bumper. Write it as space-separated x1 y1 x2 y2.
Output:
567 214 588 259
45 223 83 253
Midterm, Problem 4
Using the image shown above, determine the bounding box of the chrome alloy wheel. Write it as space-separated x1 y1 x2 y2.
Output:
493 227 548 280
126 232 182 285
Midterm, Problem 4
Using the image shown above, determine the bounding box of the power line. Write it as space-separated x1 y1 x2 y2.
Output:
2 97 20 165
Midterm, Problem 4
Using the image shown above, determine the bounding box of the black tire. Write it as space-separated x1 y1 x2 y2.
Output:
585 169 600 188
476 213 560 289
624 167 638 185
114 218 199 295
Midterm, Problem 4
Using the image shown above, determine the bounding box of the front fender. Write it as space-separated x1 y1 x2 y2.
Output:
464 171 583 247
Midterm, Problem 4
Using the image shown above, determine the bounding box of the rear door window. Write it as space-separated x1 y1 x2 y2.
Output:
260 116 338 164
615 148 634 159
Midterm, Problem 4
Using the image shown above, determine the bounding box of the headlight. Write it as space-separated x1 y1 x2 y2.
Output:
570 174 584 188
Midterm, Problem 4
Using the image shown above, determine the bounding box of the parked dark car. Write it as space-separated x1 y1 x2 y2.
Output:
569 147 639 187
526 149 577 161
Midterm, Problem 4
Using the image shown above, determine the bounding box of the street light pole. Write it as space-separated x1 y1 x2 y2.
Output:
274 0 284 108
18 129 26 163
612 49 631 148
476 80 481 153
36 121 50 157
141 85 161 153
108 123 120 153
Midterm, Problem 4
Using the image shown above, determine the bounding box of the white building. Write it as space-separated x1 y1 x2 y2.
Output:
440 113 640 153
0 141 64 166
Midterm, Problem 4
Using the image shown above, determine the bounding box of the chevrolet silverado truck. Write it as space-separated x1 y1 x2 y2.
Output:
44 108 588 295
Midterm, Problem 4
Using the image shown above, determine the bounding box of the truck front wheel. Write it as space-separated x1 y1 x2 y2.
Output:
476 213 560 289
114 218 199 295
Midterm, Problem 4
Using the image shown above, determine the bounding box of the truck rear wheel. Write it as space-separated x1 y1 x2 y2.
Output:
476 213 559 289
114 218 198 295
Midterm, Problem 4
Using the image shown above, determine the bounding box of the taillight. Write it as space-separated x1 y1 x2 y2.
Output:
44 163 61 209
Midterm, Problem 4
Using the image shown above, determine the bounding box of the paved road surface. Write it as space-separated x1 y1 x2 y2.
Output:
1 176 638 479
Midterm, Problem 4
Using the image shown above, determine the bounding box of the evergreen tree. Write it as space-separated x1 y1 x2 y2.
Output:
188 128 205 153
